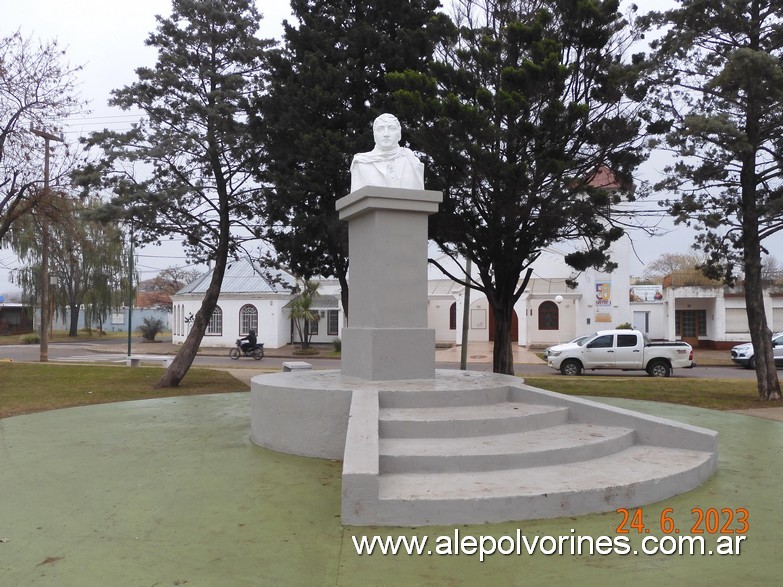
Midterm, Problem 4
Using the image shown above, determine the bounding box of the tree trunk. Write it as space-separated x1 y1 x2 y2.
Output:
739 56 781 401
491 302 515 375
338 270 349 322
68 303 80 337
155 253 226 388
743 236 781 400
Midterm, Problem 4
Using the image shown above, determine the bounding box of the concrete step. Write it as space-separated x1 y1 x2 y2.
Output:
378 423 635 473
379 402 570 438
378 384 510 409
369 445 716 526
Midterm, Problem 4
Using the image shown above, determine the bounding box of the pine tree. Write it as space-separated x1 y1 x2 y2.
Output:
82 0 272 387
253 0 450 317
391 0 647 374
642 0 783 399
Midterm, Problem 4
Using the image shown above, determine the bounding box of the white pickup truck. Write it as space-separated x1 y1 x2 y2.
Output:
546 329 694 377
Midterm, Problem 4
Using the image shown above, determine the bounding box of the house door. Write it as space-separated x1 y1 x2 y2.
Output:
488 309 519 342
633 311 649 336
677 310 704 348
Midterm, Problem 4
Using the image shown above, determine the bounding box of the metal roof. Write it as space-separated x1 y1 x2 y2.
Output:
176 258 296 295
283 295 340 310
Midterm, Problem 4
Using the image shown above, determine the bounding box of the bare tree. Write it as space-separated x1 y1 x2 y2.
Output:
0 31 83 241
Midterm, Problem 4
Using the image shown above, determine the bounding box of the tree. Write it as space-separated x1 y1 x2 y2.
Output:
10 196 127 336
391 0 647 374
81 0 272 387
641 0 783 400
138 266 201 310
289 278 320 350
0 31 82 241
642 252 706 281
253 0 450 317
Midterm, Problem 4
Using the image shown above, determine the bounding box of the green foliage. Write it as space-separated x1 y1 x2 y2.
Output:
390 0 647 373
332 338 342 352
19 332 40 344
10 196 128 336
136 317 166 342
80 0 272 264
254 0 449 316
642 0 783 400
78 0 274 387
289 279 320 350
615 322 632 329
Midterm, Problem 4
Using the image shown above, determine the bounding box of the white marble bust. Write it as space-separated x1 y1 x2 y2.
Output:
350 113 424 192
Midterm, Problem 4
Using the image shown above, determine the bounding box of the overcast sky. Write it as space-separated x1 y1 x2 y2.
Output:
0 0 746 297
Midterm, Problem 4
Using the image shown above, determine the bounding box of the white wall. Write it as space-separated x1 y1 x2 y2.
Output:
172 294 291 348
428 296 456 342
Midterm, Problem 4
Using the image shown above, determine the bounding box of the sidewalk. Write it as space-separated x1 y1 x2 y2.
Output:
88 339 734 365
83 339 549 364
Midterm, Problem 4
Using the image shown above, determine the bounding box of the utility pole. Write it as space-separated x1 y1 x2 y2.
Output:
31 126 64 363
460 258 472 370
127 218 135 358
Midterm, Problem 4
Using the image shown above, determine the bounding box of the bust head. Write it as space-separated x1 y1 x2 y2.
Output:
373 113 402 152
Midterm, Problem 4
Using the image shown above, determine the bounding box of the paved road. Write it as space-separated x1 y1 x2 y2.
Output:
0 342 769 379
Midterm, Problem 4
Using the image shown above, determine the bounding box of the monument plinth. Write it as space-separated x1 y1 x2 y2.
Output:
250 112 716 527
336 186 442 380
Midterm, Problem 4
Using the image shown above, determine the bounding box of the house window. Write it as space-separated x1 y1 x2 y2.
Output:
240 304 258 335
449 302 457 330
538 301 559 330
206 306 222 335
327 310 339 336
309 317 319 335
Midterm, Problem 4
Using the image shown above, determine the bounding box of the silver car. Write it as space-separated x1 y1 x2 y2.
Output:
730 332 783 369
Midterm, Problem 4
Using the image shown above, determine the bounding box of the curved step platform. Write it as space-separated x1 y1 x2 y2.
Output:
250 369 717 527
340 371 717 526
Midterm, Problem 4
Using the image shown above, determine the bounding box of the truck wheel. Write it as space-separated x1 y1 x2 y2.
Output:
560 359 582 376
229 348 241 360
647 360 671 377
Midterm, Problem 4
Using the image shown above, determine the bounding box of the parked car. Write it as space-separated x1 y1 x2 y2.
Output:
544 335 590 358
546 329 693 377
730 333 783 369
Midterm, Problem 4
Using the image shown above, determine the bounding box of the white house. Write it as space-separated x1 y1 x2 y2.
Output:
172 241 782 351
171 258 344 348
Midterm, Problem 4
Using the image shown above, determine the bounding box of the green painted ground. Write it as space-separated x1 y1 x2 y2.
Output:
0 394 779 586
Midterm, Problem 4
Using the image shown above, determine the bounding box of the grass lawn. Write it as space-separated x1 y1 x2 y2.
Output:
525 376 775 411
1 362 778 420
0 363 248 419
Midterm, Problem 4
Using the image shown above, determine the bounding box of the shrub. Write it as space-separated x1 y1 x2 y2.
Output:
136 317 165 342
332 338 341 352
616 322 632 330
19 332 40 344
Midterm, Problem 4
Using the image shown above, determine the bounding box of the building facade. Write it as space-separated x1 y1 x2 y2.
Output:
171 259 344 348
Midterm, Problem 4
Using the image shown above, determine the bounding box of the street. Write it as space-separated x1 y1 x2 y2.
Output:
0 341 768 380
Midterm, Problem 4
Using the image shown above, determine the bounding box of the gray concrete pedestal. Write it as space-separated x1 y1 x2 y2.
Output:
336 186 442 381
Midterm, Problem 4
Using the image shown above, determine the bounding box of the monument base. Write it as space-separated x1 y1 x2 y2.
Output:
249 369 718 526
341 327 435 381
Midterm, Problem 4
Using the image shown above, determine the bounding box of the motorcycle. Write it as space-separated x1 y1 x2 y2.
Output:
229 338 265 360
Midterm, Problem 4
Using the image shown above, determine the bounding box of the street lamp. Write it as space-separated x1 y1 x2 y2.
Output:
31 126 64 362
555 295 564 344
